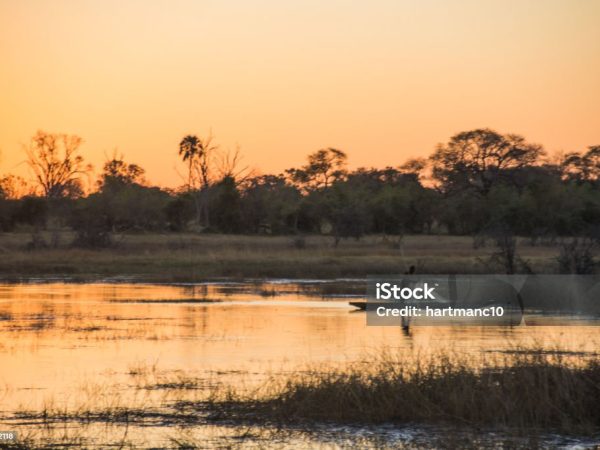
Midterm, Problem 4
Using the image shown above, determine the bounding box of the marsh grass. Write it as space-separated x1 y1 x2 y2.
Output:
201 350 600 434
5 350 600 448
0 233 566 280
8 349 600 435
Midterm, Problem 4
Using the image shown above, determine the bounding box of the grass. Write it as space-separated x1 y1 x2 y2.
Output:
5 350 600 448
200 350 600 434
0 231 570 281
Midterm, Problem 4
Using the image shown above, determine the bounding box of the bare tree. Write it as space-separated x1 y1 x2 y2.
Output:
216 145 255 186
193 134 218 191
25 130 91 198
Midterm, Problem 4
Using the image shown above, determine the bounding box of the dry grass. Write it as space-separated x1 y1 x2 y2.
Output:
201 350 600 434
12 349 597 434
0 232 565 280
5 350 599 448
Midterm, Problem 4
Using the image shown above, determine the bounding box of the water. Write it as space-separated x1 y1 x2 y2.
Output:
0 280 598 448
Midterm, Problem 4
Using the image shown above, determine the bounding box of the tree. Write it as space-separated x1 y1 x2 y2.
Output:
240 175 301 233
323 181 372 246
178 133 218 190
216 146 254 184
430 129 543 194
178 133 218 228
164 195 195 232
399 157 427 180
210 176 242 233
98 153 145 192
562 145 600 183
0 175 30 199
179 135 201 190
193 135 218 191
15 196 47 228
25 130 90 198
287 148 347 191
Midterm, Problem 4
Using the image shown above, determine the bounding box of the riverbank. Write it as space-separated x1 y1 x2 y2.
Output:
0 232 566 281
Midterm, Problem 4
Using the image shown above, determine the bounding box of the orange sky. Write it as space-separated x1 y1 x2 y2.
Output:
1 0 599 188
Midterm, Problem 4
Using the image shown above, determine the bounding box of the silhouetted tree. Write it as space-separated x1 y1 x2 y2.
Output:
0 175 30 199
216 146 254 183
164 195 195 232
431 129 543 195
326 181 372 246
0 127 597 242
15 196 47 228
179 135 201 191
287 148 347 191
179 133 218 228
240 175 301 233
25 130 90 198
0 199 17 231
98 153 145 192
211 176 242 232
562 145 600 183
399 157 428 180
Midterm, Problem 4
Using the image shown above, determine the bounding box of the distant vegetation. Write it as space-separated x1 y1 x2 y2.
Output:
0 234 568 279
0 128 598 255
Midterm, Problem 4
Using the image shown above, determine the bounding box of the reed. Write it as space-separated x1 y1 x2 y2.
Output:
203 350 600 434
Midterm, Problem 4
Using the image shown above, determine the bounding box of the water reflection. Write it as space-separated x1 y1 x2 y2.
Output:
0 281 598 448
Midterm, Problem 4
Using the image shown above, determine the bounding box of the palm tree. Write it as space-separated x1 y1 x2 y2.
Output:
179 134 201 190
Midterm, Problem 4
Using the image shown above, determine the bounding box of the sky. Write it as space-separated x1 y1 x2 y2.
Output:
1 0 599 188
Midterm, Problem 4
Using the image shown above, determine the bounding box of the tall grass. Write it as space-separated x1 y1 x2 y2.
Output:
6 350 600 447
204 350 600 433
0 232 564 279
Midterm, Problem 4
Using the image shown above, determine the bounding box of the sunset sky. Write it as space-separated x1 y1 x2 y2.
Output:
1 0 599 188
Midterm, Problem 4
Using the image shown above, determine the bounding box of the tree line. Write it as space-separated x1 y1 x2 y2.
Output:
0 128 598 248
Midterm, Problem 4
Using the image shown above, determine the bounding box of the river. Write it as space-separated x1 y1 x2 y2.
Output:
0 280 598 448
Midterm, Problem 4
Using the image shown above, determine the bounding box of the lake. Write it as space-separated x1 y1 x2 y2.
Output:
0 280 599 448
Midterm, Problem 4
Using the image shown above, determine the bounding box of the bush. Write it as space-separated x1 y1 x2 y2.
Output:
557 238 596 274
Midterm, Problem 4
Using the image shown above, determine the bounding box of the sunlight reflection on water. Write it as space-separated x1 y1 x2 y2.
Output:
0 281 598 448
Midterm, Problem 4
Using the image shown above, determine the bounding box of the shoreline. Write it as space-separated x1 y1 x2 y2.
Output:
0 232 574 282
